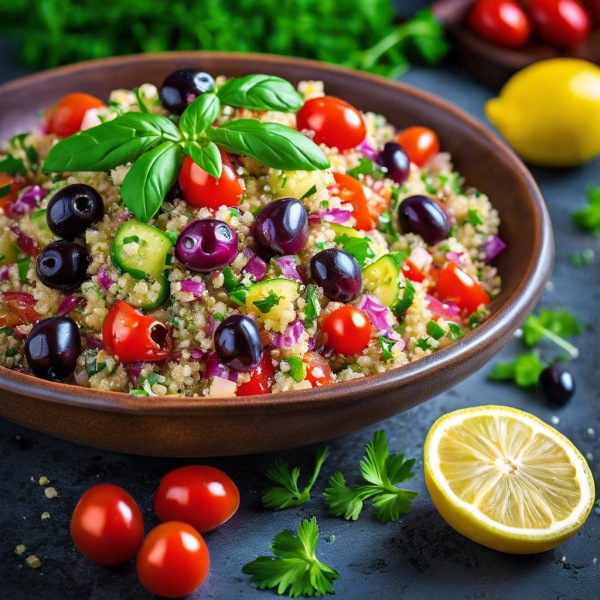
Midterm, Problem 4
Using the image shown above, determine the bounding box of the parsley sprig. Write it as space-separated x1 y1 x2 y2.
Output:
324 430 418 523
573 184 600 235
489 352 545 387
262 446 330 510
521 308 582 359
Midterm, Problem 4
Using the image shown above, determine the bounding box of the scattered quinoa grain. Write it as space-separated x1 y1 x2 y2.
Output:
44 487 57 499
26 555 41 569
14 545 26 555
41 512 50 520
38 476 49 485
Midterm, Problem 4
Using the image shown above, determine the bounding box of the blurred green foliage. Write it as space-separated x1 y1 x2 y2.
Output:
0 0 448 76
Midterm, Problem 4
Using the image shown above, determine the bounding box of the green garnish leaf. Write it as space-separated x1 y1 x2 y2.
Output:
0 327 18 338
448 322 465 340
179 92 221 140
489 352 545 388
0 183 11 198
184 140 222 180
253 290 281 314
300 185 317 200
416 338 433 351
217 74 303 113
0 155 27 176
324 430 418 523
229 207 240 218
242 517 339 598
17 257 29 282
43 112 182 173
468 308 488 329
348 157 383 180
229 286 249 307
393 278 415 316
284 356 306 382
221 266 240 292
213 312 225 322
379 336 396 360
521 308 582 359
304 285 320 329
206 119 330 171
377 211 396 238
129 389 149 397
389 251 408 266
132 87 149 113
262 446 330 510
120 141 184 222
573 184 600 235
426 320 445 340
334 233 374 268
11 133 38 165
467 209 483 226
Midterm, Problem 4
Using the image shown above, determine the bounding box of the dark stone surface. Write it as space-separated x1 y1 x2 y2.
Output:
0 46 599 600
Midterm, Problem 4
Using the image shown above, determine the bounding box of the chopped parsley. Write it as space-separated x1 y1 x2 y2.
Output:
572 184 600 235
5 348 18 357
253 290 281 314
420 173 436 194
347 157 384 180
213 312 226 322
300 184 317 200
229 206 240 218
0 155 27 176
393 278 415 316
229 286 249 307
448 322 465 340
334 233 375 268
467 209 483 227
416 338 433 351
221 266 240 292
379 336 396 360
489 352 545 388
377 210 396 238
11 133 38 166
0 327 18 339
451 171 465 194
0 183 11 198
304 285 320 329
284 356 306 382
17 257 29 282
468 308 488 329
426 320 445 340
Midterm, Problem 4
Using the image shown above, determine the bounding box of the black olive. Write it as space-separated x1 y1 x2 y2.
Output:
46 184 104 240
36 241 89 292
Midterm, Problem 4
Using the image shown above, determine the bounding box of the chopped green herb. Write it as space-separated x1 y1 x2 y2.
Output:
489 352 545 388
0 183 11 198
132 87 149 113
229 286 249 307
379 336 396 360
393 279 415 316
262 446 330 510
320 200 329 209
221 266 240 292
213 312 225 322
521 308 582 359
389 251 408 266
573 184 600 235
5 348 18 357
448 226 457 238
451 172 465 194
335 233 375 268
304 285 320 329
377 211 396 238
421 173 436 195
315 241 328 250
300 184 317 200
438 244 450 253
0 155 26 176
468 308 488 329
416 338 433 351
281 174 287 189
251 205 264 219
17 257 29 282
448 323 465 340
229 207 240 218
0 327 18 339
467 209 483 227
426 320 445 340
253 290 281 314
11 133 38 165
284 356 306 382
348 157 384 180
129 389 149 397
570 249 594 266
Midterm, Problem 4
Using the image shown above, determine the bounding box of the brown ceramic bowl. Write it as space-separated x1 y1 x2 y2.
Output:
0 52 553 457
433 0 600 89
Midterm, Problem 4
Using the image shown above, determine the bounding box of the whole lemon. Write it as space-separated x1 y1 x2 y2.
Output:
485 59 600 167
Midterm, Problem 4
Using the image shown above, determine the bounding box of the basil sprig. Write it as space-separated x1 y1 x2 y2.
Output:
42 74 328 223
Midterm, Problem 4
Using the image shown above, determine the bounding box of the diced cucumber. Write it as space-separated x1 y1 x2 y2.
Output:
362 255 403 311
329 223 362 239
239 278 300 326
0 236 18 266
111 219 174 310
30 209 50 233
270 169 323 201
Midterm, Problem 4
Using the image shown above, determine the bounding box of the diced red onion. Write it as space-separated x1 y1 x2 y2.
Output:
308 208 352 224
243 255 267 282
272 256 302 283
57 295 84 316
129 362 146 387
409 246 433 272
189 348 204 361
273 319 304 350
81 108 102 131
209 376 237 398
9 185 46 218
167 352 182 365
481 235 506 263
118 213 135 223
205 352 238 383
355 294 396 335
445 251 463 267
86 333 105 350
180 279 207 299
426 294 462 323
167 348 203 366
206 314 217 337
357 138 379 161
75 370 90 387
97 268 114 293
308 336 316 351
10 225 39 256
0 266 9 281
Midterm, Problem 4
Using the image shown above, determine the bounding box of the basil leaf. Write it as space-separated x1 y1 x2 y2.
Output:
120 141 184 222
43 113 181 173
207 119 329 171
217 74 303 112
179 93 220 140
185 141 222 180
253 290 281 314
0 155 27 176
284 356 307 382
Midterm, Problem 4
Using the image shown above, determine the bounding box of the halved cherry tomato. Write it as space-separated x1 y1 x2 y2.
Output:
0 174 25 212
302 351 334 387
329 173 374 231
396 127 440 167
526 0 591 50
236 352 274 395
580 0 600 25
71 484 144 565
322 306 372 355
401 259 427 283
45 93 106 138
0 292 39 328
436 262 490 314
136 522 210 598
296 96 366 152
468 0 531 49
102 301 173 364
154 465 240 533
179 151 243 210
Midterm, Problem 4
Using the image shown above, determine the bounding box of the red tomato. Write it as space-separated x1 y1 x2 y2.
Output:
45 93 106 138
580 0 600 25
179 151 243 210
402 259 427 283
0 292 39 328
302 351 334 387
102 301 173 364
396 127 440 167
0 174 25 212
322 306 372 355
236 352 274 395
154 465 240 533
436 262 490 314
526 0 591 50
468 0 531 48
329 172 374 231
297 96 366 152
70 484 144 565
136 522 210 598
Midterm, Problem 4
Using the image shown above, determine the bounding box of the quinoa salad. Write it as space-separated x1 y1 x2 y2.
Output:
0 69 504 398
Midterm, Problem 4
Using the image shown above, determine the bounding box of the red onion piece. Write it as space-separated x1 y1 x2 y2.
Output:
243 255 267 282
57 295 84 316
10 225 39 256
180 279 207 299
8 185 46 218
308 336 316 351
272 256 302 283
445 251 463 267
357 138 379 161
206 314 217 337
189 348 204 361
118 213 135 223
273 319 304 350
86 334 105 350
355 294 396 335
481 235 506 263
97 268 114 292
426 294 462 323
129 362 146 387
205 352 238 383
308 208 352 224
0 266 9 281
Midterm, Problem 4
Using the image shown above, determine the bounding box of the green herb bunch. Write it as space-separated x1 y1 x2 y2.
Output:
42 75 329 222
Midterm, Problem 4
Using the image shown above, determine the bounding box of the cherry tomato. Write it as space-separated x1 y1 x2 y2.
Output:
179 151 243 210
0 292 39 328
45 93 106 138
436 262 490 314
0 174 25 212
236 352 274 395
136 522 210 598
396 127 440 167
70 484 144 565
297 96 366 152
468 0 531 48
102 301 173 364
302 351 334 387
402 259 427 283
322 306 372 355
580 0 600 25
526 0 591 50
154 465 240 532
329 172 374 231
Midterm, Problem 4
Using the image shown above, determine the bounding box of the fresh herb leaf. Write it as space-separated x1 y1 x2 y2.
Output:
0 155 26 176
377 211 396 238
521 308 582 359
207 119 330 172
300 185 317 200
120 141 184 222
179 93 221 140
348 157 383 180
262 446 330 510
253 290 281 314
229 207 240 218
451 172 465 194
11 133 38 165
284 356 306 382
569 249 594 266
184 140 222 179
221 266 240 292
304 285 320 329
389 251 408 266
324 430 418 523
242 517 339 598
393 278 415 316
468 308 487 329
334 233 374 268
489 352 545 388
573 185 600 235
426 320 445 340
0 327 18 338
229 286 249 307
379 336 396 360
421 173 436 195
213 312 225 322
129 389 149 397
5 348 18 357
467 209 483 227
217 74 303 112
0 183 11 198
17 257 29 282
448 323 465 340
132 87 149 113
416 338 433 351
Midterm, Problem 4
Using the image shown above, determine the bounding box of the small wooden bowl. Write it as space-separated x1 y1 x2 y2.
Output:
432 0 600 88
0 52 553 457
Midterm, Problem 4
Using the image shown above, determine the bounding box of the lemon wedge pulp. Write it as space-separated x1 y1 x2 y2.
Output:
424 406 594 554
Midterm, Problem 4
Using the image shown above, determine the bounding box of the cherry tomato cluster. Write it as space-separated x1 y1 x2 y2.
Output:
468 0 596 51
70 466 239 598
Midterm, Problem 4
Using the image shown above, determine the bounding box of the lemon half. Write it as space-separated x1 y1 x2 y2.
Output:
424 406 594 554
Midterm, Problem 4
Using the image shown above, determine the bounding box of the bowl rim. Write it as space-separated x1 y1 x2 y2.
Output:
0 51 553 416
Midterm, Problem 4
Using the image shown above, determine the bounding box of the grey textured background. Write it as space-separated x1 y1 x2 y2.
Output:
0 37 599 600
